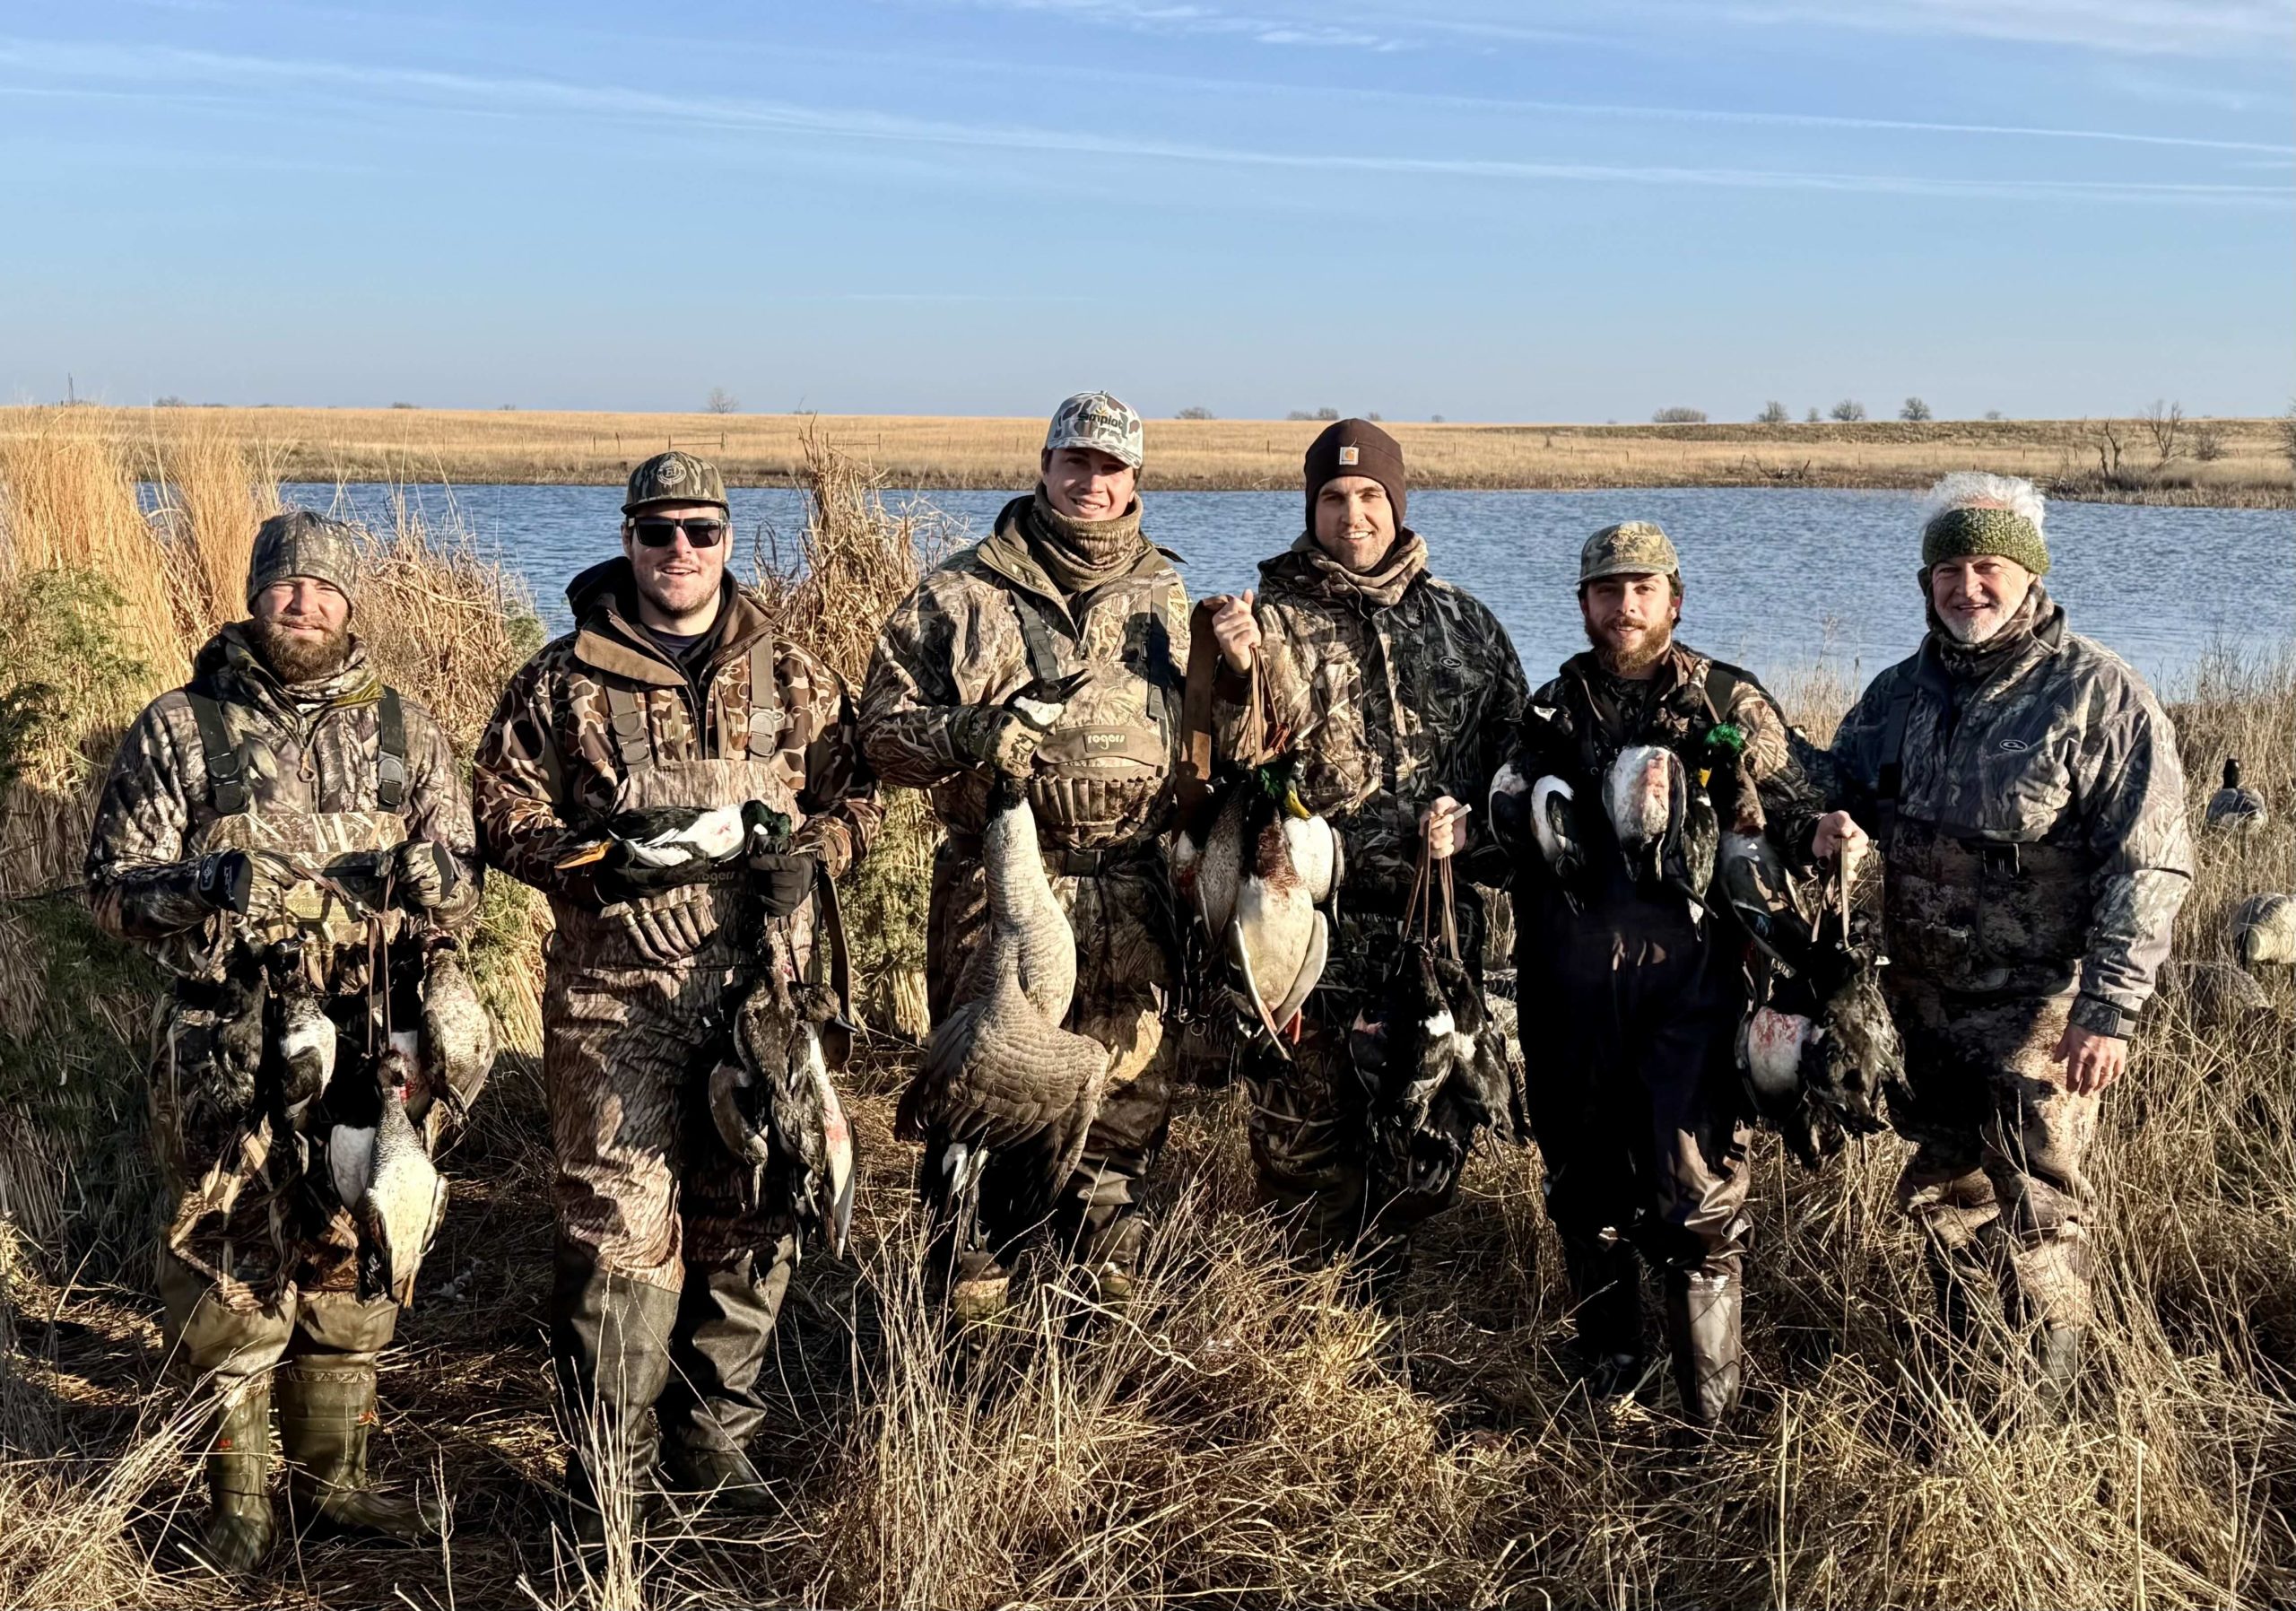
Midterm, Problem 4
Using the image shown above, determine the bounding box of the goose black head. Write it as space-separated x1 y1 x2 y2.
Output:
2224 757 2243 790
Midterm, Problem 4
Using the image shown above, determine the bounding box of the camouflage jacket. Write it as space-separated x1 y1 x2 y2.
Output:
86 624 480 964
472 561 880 924
860 496 1191 853
1825 588 2191 1034
1216 533 1528 901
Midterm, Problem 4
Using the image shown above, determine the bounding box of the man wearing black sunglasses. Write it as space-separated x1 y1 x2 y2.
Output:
474 450 881 1542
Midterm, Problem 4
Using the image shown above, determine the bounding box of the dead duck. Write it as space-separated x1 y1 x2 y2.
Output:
329 1048 446 1308
1176 758 1343 1044
898 772 1109 1235
1605 744 1718 914
2233 893 2296 967
274 990 336 1133
2207 759 2268 833
717 965 857 1258
415 948 494 1149
1716 830 1813 969
554 800 790 879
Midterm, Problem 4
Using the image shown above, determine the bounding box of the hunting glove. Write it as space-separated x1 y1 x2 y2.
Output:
746 849 818 919
953 704 1051 779
387 840 459 911
194 849 293 919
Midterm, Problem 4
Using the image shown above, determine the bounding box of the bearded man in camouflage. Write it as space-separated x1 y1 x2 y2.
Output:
1813 473 2189 1400
473 452 879 1536
87 510 483 1572
862 391 1189 1314
1208 417 1527 1281
1500 520 1826 1427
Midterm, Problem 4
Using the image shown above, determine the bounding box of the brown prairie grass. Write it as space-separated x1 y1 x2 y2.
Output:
5 404 2291 505
0 424 2292 1610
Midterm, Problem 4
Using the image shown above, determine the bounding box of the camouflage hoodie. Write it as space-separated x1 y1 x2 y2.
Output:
860 494 1191 851
1825 586 2191 1034
473 560 880 928
1217 532 1529 901
86 623 479 959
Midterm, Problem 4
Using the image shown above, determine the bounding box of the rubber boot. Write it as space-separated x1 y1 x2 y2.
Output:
192 1380 276 1573
1663 1267 1744 1428
552 1241 679 1548
658 1247 793 1515
2032 1325 2085 1418
277 1358 444 1542
1562 1240 1646 1401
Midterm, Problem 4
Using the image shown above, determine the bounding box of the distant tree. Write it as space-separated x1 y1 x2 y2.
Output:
2277 401 2296 471
706 388 740 414
1287 407 1341 422
1984 409 2005 422
1366 411 1383 422
2193 421 2226 462
1430 414 1446 423
1900 396 1933 422
152 395 189 408
2141 399 2184 465
498 403 518 411
1755 401 1791 424
390 401 418 409
1805 406 1822 423
1316 406 1339 421
1830 398 1868 422
1651 406 1709 424
1175 405 1214 420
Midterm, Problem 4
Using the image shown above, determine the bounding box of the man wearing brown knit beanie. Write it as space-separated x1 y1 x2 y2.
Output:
1208 417 1526 1289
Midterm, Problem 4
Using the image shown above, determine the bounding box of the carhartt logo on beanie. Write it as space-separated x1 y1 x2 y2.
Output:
1304 419 1406 532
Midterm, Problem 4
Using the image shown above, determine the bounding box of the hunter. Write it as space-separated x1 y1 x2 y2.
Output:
1498 520 1826 1427
1208 417 1528 1284
86 509 485 1572
1813 472 2190 1400
473 452 879 1537
861 390 1190 1314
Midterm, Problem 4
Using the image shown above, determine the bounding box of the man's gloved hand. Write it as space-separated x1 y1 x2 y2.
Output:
746 849 818 919
195 849 260 915
954 703 1053 778
387 840 460 911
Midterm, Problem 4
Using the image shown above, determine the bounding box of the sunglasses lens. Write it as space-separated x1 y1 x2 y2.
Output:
632 518 729 548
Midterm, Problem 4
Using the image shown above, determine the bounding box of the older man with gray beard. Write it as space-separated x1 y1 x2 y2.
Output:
1813 473 2191 1404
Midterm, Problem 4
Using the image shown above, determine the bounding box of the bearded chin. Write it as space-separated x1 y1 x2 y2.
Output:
255 618 352 684
1588 617 1674 675
1940 609 2000 646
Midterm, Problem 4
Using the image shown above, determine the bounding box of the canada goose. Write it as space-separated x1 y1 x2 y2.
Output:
899 773 1109 1234
718 971 857 1257
331 1049 446 1308
2232 893 2296 967
2166 957 2276 1029
2206 759 2268 833
1177 761 1342 1044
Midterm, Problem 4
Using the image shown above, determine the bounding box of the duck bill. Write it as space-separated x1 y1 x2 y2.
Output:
555 841 612 869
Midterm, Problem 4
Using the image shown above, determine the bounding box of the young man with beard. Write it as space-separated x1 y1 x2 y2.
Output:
861 391 1190 1315
1208 417 1527 1284
1811 473 2189 1403
86 510 482 1572
473 451 880 1537
1500 520 1824 1427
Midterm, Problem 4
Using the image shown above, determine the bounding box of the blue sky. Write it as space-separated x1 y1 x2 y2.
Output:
3 0 2289 421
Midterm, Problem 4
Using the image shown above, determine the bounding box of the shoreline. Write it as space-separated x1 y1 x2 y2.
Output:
6 405 2289 509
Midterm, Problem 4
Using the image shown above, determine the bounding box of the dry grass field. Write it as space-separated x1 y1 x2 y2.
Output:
5 404 2292 505
0 420 2291 1610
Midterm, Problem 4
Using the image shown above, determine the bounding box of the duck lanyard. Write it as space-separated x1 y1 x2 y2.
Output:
1402 837 1461 965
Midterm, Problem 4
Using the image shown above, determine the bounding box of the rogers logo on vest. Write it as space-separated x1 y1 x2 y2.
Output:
1085 730 1129 750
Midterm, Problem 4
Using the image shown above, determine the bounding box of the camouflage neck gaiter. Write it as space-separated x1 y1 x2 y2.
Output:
1026 488 1146 596
1285 529 1429 610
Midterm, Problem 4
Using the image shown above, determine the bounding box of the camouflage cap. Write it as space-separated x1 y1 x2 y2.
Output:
1043 391 1145 471
1579 520 1681 585
247 509 361 610
623 450 729 514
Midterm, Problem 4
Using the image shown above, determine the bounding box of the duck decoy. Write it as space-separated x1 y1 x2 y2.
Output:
2207 759 2268 834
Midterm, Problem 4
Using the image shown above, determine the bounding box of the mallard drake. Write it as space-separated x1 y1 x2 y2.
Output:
2233 893 2296 967
2207 759 2268 833
899 773 1109 1233
330 1048 446 1308
1177 760 1342 1043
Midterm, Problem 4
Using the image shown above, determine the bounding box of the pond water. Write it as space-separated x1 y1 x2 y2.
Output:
278 483 2292 693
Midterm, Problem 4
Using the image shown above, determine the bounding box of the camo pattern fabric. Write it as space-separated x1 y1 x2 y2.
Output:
1215 531 1529 941
472 561 880 965
859 496 1191 852
85 624 478 1310
544 955 804 1284
1825 588 2191 1027
1886 980 2094 1328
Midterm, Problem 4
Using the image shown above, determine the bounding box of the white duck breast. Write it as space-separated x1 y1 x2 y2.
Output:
276 997 335 1128
360 1068 447 1308
1605 745 1683 850
1743 1006 1813 1109
1281 812 1341 905
623 804 750 866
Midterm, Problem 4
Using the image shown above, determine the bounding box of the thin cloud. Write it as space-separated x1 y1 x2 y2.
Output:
2 39 2285 209
1713 0 2292 57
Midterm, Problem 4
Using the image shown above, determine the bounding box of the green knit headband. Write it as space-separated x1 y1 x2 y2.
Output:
1921 505 2048 577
